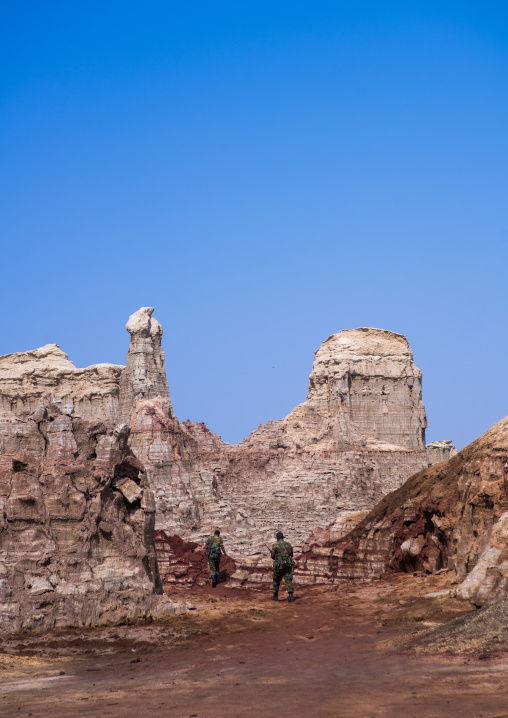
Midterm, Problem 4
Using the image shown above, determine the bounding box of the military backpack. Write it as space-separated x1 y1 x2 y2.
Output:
273 540 293 571
207 536 221 559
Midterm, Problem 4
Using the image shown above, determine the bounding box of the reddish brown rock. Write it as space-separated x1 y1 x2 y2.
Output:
299 416 508 603
0 401 180 633
154 531 237 586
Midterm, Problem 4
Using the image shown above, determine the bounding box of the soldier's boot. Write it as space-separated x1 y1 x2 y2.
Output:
212 576 217 588
288 593 294 602
271 593 278 601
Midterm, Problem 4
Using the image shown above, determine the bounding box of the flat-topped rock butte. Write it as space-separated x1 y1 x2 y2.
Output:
0 307 456 619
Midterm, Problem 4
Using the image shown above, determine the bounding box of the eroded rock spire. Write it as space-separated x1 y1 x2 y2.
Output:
118 307 173 423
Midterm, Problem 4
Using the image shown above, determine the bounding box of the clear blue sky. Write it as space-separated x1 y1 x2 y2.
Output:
1 2 507 449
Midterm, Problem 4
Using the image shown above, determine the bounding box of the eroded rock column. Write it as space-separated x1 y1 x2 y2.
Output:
118 307 172 423
118 307 201 536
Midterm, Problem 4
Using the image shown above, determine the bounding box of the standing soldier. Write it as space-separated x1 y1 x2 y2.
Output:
205 529 227 588
270 531 294 602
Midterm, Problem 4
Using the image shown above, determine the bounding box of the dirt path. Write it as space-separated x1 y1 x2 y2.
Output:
1 575 508 718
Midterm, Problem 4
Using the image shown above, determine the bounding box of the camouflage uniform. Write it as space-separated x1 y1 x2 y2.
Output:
206 535 224 579
271 539 294 594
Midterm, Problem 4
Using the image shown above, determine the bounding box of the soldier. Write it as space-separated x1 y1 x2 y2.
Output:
270 531 294 602
205 529 227 588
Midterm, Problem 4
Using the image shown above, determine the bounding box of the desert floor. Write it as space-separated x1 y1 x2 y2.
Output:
1 574 507 718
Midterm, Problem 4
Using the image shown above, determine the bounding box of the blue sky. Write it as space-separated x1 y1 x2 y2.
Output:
1 2 507 448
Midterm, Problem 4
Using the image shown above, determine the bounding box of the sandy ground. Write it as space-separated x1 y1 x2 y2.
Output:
1 574 508 718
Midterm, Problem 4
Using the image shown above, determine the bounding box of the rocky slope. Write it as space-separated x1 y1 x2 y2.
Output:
299 416 508 604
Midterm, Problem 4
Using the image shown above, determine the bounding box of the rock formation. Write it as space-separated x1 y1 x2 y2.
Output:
298 416 508 605
0 400 178 632
0 344 122 423
117 309 201 539
117 307 172 423
0 311 182 632
306 328 427 448
456 509 508 606
156 327 447 570
0 309 455 599
426 440 457 465
114 318 454 587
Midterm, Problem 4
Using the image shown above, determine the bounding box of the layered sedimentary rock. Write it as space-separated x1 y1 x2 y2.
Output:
0 309 454 598
118 307 172 423
299 417 508 605
0 400 175 633
426 440 457 465
306 328 427 448
0 311 181 632
117 309 201 539
0 344 122 423
157 327 440 571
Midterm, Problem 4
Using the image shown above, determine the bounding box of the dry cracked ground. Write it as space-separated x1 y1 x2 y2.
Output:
2 574 508 718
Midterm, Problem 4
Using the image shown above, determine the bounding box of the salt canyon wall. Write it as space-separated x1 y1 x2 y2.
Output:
299 416 508 606
0 403 175 633
150 326 452 562
0 311 180 632
0 307 455 598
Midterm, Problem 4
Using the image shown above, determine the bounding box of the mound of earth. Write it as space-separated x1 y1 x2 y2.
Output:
405 598 508 654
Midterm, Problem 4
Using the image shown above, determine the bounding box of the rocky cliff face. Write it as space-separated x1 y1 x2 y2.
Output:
0 309 182 632
159 326 440 570
307 328 427 448
0 400 176 633
0 344 122 423
298 416 508 605
0 309 454 600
